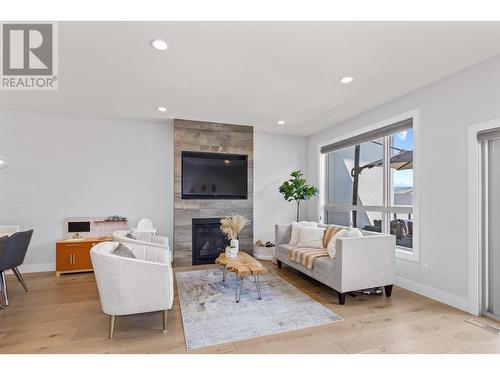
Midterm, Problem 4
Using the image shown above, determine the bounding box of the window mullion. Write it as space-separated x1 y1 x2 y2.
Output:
382 136 391 234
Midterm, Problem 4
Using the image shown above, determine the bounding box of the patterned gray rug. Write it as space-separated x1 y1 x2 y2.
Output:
175 268 342 350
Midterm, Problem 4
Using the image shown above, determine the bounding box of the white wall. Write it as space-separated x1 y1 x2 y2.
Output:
0 110 173 272
254 132 308 243
306 54 500 312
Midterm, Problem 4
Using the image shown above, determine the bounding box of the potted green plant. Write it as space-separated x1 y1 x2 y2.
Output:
279 170 319 221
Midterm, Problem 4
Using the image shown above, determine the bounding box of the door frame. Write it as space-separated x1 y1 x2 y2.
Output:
467 118 500 315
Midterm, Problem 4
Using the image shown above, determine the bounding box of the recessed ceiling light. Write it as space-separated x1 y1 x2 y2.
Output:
0 157 10 169
340 76 354 84
277 120 286 125
157 106 167 112
151 39 168 51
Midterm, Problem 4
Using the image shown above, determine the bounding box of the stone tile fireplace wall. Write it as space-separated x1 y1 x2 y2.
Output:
173 119 254 266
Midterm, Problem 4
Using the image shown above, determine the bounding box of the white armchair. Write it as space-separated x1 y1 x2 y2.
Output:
112 230 172 262
90 241 174 338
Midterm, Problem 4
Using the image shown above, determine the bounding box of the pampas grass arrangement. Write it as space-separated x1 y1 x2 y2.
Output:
220 215 250 240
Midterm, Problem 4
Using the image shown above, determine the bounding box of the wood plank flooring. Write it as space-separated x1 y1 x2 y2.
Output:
1 261 499 354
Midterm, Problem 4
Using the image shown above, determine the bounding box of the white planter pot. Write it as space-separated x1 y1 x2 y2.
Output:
230 239 239 252
225 246 238 257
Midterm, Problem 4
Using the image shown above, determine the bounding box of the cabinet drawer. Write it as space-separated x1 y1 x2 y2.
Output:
56 247 93 272
56 242 92 251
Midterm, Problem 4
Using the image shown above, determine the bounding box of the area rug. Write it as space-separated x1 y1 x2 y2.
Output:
175 268 342 350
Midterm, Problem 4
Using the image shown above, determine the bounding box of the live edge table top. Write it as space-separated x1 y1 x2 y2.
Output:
215 252 269 277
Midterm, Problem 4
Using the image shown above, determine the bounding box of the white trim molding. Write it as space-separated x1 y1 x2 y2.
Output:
396 276 470 313
467 118 500 316
317 109 420 263
6 262 56 274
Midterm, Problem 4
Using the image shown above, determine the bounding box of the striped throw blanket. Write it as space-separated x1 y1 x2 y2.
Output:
288 225 346 270
288 247 328 269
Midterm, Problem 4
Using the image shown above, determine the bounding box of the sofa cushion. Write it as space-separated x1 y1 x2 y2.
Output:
289 221 317 246
112 243 136 259
323 225 347 248
275 244 337 284
297 226 325 248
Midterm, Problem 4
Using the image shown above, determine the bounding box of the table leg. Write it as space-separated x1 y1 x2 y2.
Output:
222 266 227 282
234 275 243 303
254 274 262 300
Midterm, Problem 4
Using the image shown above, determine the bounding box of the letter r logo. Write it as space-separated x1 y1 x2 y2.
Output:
2 24 53 75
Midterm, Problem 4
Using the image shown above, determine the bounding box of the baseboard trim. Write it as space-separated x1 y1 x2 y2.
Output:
395 276 473 314
5 263 55 274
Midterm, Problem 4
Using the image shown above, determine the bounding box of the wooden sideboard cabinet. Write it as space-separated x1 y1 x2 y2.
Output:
56 237 112 277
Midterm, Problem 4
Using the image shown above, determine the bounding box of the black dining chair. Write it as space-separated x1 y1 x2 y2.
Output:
0 230 33 307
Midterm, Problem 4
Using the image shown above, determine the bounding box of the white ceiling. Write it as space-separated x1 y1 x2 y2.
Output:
2 21 500 136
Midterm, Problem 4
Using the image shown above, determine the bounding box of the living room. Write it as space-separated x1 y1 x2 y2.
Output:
2 1 500 373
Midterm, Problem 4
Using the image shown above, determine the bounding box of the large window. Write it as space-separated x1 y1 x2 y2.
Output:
322 118 414 252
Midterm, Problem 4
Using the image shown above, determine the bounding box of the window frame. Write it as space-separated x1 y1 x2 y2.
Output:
318 110 420 262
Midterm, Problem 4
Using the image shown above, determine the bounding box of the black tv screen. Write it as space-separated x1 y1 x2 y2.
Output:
182 151 248 199
68 221 90 233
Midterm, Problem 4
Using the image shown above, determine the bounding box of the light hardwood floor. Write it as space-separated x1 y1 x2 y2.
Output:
1 261 499 354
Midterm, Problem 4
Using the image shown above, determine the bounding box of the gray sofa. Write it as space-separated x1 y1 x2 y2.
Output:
275 223 396 305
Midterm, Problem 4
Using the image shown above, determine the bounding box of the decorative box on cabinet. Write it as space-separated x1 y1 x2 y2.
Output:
55 237 111 276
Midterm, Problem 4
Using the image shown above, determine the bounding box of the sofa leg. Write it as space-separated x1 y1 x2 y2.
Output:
162 310 168 333
337 291 346 305
108 315 116 338
276 260 282 269
384 285 393 297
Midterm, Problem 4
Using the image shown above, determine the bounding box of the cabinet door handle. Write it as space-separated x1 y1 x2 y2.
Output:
73 254 76 263
69 254 73 264
67 244 79 247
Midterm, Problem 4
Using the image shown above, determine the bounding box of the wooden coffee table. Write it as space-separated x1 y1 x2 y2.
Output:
215 252 268 303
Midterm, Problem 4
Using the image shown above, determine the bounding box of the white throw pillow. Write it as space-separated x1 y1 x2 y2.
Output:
327 229 348 258
346 228 363 238
289 221 317 246
297 226 325 248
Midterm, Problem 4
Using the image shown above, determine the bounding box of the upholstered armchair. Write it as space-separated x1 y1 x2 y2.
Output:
112 230 171 262
90 241 174 338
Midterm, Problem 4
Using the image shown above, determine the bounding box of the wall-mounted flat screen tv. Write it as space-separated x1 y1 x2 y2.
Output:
182 151 248 199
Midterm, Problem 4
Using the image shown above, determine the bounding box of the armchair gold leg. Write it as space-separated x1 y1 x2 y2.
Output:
162 310 168 333
108 315 116 338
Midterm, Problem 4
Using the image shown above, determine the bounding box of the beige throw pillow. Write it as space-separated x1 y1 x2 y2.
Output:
289 221 317 246
296 226 325 248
